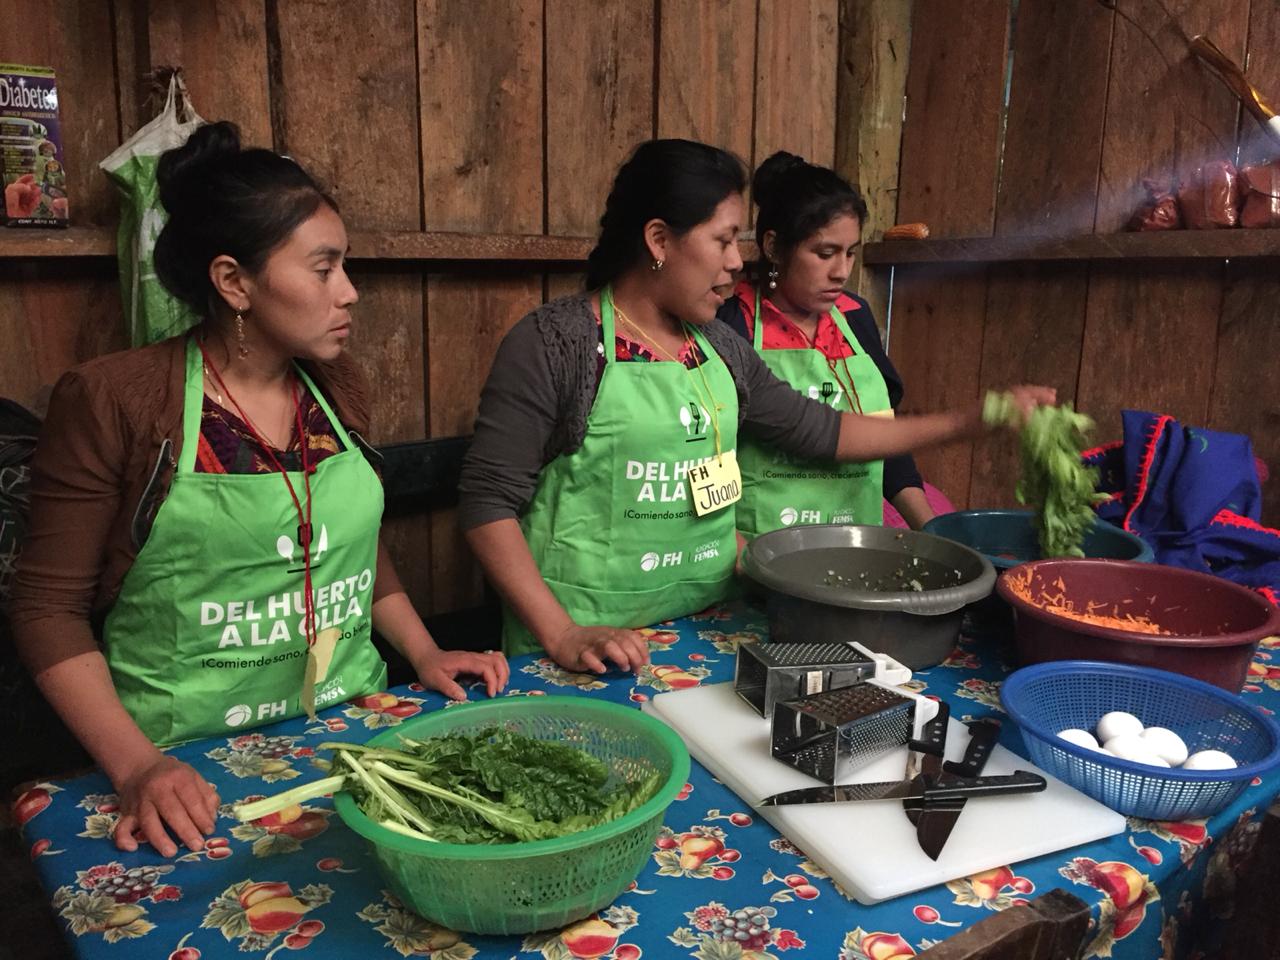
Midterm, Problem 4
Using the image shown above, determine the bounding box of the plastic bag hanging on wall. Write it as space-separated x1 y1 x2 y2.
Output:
99 71 205 347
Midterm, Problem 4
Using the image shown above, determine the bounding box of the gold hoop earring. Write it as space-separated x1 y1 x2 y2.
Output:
234 311 249 359
651 259 665 272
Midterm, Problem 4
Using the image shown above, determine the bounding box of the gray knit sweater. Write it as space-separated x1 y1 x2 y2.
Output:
458 293 842 529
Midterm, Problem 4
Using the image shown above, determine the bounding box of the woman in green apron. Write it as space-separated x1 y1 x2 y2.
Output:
723 151 935 536
460 140 1054 677
10 122 507 859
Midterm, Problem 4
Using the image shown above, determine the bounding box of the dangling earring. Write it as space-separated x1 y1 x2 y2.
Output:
767 264 780 291
234 311 249 359
651 258 665 272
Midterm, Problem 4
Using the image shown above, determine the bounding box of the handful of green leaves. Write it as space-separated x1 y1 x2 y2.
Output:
234 727 661 845
984 391 1109 558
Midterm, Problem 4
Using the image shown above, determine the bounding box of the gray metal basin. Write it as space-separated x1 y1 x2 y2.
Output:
741 524 997 670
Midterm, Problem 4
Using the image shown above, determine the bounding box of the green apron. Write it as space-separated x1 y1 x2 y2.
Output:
737 289 892 539
503 289 740 655
104 338 387 745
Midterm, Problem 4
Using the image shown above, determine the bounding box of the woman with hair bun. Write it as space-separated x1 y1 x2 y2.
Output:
722 151 935 535
10 121 508 858
460 139 1053 676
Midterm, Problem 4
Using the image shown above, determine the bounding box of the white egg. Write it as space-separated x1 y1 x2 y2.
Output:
1140 727 1189 767
1096 711 1144 742
1104 733 1168 767
1057 728 1100 750
1182 749 1238 771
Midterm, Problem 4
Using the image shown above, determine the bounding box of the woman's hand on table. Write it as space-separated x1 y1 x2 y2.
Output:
546 623 651 674
414 648 510 700
113 754 219 858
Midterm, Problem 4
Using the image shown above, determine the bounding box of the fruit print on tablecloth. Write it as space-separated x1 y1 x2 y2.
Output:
51 861 180 944
200 878 332 954
356 889 475 958
638 627 680 652
204 734 310 782
522 904 640 960
653 824 736 880
695 630 761 656
636 662 713 693
838 927 939 960
222 795 333 857
13 782 63 827
669 901 803 959
946 866 1035 911
1059 858 1159 958
344 692 427 729
1126 818 1210 867
952 678 1004 712
520 658 609 691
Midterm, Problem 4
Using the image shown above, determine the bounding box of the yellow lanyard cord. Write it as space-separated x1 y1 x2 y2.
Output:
615 306 726 459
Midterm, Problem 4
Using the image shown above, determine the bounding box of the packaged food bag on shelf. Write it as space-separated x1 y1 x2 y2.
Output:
1240 160 1280 228
1 63 68 227
1177 160 1240 230
100 73 204 347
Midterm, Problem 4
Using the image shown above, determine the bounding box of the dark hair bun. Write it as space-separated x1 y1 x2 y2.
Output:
157 121 242 215
152 119 335 319
751 151 807 206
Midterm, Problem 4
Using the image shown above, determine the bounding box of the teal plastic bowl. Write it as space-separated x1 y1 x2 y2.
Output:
923 509 1153 571
923 510 1153 636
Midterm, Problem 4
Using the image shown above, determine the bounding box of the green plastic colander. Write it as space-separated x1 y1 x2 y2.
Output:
333 696 690 935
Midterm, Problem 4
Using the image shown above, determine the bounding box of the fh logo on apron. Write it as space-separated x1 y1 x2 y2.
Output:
679 400 711 441
807 381 844 406
779 506 824 526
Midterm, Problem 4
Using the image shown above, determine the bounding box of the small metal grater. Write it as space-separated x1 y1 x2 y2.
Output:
770 682 918 784
734 641 877 721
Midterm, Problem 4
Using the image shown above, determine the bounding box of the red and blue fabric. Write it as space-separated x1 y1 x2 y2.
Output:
1083 409 1280 604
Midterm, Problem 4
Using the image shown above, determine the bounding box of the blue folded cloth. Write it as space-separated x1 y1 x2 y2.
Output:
1084 409 1279 605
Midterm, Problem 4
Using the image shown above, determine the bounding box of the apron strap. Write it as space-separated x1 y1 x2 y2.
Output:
826 302 861 356
179 336 356 476
293 365 356 454
753 287 861 357
179 337 206 474
600 285 619 366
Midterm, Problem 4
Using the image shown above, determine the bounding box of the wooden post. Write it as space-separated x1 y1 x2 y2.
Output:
834 0 912 331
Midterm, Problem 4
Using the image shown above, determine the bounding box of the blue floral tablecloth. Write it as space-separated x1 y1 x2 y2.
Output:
14 603 1280 960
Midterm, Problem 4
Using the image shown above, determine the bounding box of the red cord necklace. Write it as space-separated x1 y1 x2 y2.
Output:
198 341 318 654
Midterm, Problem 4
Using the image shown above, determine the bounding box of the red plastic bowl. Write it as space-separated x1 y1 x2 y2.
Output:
996 559 1280 692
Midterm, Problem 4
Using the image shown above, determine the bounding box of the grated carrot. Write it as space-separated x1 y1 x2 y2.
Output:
1006 569 1172 635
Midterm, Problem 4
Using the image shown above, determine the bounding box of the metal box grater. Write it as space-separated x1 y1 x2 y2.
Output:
734 642 877 720
770 682 918 784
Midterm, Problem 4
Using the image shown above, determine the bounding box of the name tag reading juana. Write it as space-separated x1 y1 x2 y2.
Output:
690 450 742 516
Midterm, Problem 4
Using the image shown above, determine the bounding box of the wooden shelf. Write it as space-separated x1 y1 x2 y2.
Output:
1 228 759 264
863 229 1280 265
0 226 596 263
0 226 115 257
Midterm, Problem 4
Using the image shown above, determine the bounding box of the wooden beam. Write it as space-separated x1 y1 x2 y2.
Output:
834 0 912 327
0 229 759 264
865 230 1280 265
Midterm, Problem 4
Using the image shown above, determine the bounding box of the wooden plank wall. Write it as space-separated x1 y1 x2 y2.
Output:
1 0 867 617
890 0 1280 526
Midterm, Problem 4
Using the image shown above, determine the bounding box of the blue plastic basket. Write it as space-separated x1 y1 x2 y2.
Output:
1001 660 1280 820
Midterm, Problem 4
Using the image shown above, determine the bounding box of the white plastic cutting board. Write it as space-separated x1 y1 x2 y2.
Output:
643 682 1125 905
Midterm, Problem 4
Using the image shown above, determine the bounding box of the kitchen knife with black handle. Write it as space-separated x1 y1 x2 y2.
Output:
906 718 1003 860
757 769 1046 807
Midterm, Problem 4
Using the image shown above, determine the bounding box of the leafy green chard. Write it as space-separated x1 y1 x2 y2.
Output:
984 391 1109 558
232 727 660 845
